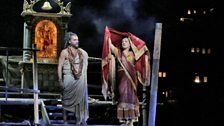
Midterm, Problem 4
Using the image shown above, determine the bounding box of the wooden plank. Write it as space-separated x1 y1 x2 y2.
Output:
0 98 40 105
148 23 163 126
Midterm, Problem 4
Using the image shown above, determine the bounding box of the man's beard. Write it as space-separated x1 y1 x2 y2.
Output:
71 43 79 49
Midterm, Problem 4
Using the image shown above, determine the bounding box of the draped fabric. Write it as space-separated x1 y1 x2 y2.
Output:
116 51 140 121
62 48 89 123
102 26 151 100
101 26 151 121
67 46 84 79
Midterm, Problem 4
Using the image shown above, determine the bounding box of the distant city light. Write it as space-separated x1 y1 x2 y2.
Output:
187 10 191 15
203 76 208 83
163 72 166 77
196 48 200 53
159 72 162 77
209 8 214 12
194 75 201 83
191 47 212 55
159 72 167 78
193 73 208 84
202 48 206 54
207 48 211 54
191 47 195 53
180 17 193 22
193 10 196 14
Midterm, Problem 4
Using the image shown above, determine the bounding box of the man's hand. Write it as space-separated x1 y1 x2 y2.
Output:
58 79 64 92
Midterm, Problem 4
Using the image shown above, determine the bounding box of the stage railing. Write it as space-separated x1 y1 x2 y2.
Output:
0 44 40 125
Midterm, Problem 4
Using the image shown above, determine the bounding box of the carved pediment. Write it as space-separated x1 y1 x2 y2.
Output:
21 0 72 17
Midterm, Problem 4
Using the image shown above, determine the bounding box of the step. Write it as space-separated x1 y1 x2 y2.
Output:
49 120 76 124
45 105 63 111
48 112 74 118
49 120 64 124
0 78 4 83
0 122 31 126
44 99 62 105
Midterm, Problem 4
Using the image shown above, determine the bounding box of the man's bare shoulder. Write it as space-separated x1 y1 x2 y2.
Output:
60 48 68 56
79 48 88 55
